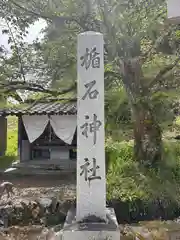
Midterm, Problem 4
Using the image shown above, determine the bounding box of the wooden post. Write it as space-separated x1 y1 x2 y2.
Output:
18 116 22 162
0 116 7 156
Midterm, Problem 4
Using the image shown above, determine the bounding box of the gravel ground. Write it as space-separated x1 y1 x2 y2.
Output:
0 174 76 239
0 174 76 204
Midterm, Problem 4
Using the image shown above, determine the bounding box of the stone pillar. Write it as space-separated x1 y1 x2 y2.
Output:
62 31 120 240
76 31 106 222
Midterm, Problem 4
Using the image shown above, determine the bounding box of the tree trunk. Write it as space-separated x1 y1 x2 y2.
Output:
132 100 162 167
121 58 162 166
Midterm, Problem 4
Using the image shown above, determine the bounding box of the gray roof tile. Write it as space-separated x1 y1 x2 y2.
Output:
0 101 77 116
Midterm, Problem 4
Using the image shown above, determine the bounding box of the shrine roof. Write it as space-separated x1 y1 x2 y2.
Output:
0 100 77 116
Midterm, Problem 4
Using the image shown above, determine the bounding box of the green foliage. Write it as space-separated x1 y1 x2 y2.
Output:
6 129 18 157
105 88 176 140
106 139 145 201
106 138 180 205
0 117 17 169
105 87 131 129
174 116 180 129
151 92 174 124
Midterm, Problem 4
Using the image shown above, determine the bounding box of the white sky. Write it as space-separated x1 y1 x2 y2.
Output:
0 19 47 102
0 19 47 52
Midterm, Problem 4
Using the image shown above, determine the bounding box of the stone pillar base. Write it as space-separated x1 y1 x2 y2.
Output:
62 208 120 240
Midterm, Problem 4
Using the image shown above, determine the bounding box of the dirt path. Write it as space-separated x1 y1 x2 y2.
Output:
0 174 76 203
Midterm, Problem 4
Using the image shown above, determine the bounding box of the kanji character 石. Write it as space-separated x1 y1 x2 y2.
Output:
82 80 99 100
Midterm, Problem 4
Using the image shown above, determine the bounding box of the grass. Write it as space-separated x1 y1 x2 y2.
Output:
0 116 18 169
7 116 18 130
105 138 180 222
106 137 180 204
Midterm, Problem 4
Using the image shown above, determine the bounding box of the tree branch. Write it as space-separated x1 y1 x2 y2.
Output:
4 16 26 82
9 0 74 24
149 56 180 89
9 0 50 21
9 0 104 34
1 81 76 96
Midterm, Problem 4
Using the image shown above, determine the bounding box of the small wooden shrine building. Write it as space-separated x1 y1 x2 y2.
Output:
0 101 77 171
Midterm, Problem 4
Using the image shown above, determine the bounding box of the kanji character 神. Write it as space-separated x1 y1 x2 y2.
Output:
80 114 102 145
